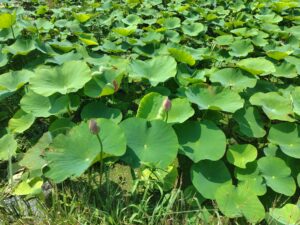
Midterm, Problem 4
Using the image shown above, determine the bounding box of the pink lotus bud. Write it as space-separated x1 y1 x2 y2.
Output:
163 97 172 112
113 80 119 92
89 119 100 135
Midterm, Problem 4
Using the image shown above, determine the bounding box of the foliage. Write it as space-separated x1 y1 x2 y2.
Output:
0 0 300 223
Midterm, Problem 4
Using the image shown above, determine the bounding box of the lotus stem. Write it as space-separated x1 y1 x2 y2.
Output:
96 134 104 186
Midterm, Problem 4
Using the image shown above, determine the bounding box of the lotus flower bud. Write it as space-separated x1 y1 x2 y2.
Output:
163 97 172 112
113 80 119 92
89 119 100 135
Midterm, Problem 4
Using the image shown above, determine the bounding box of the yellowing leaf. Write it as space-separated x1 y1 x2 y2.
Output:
168 48 196 66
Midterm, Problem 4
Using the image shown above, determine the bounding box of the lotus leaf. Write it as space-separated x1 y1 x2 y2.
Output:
191 160 231 199
8 109 35 133
30 61 92 96
269 204 300 225
185 84 244 113
120 117 178 168
0 133 17 161
45 119 126 183
174 120 226 162
237 57 276 75
129 56 177 86
227 144 257 168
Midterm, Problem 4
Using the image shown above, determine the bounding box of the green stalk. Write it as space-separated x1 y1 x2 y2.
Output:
96 134 104 185
10 26 15 39
165 111 168 123
8 151 13 187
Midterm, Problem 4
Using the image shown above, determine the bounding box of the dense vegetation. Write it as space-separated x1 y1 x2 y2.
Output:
1 0 300 224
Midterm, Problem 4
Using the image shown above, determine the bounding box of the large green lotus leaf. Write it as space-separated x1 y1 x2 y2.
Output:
4 39 36 56
0 133 17 161
168 48 195 66
291 87 300 116
45 119 126 183
191 160 231 199
49 118 75 136
161 17 181 29
229 39 254 57
0 13 16 28
0 52 8 67
215 34 234 45
227 144 257 168
250 92 294 121
231 27 258 37
215 183 265 223
273 61 297 78
210 68 257 90
13 177 43 196
181 23 204 36
80 101 122 124
174 121 226 162
137 92 194 124
185 84 244 113
237 57 276 75
19 132 51 176
113 27 136 36
235 162 267 196
233 107 266 138
120 117 178 169
268 122 300 158
73 13 92 23
266 46 293 60
84 69 122 98
20 90 69 117
141 32 163 44
45 51 83 65
269 204 300 225
8 109 35 134
49 41 75 53
285 56 300 74
122 14 142 25
257 156 296 196
129 56 177 86
0 70 34 92
30 61 92 96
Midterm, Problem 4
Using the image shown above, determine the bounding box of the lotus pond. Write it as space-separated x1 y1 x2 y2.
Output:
1 0 300 224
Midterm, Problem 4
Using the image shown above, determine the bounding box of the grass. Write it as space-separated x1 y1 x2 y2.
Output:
0 163 232 225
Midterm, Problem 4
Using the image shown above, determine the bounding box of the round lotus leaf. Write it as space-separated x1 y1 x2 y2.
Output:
185 84 244 113
20 90 69 117
30 60 92 96
113 27 136 37
250 92 294 121
19 132 51 175
0 133 17 161
0 69 34 92
4 39 36 56
231 27 258 37
215 183 265 223
174 120 226 162
269 204 300 225
229 39 254 57
46 51 83 65
227 144 257 168
165 30 180 43
129 56 177 86
141 31 163 44
161 17 181 29
45 119 127 183
13 177 43 196
237 57 276 75
137 92 194 124
235 162 267 196
49 118 76 136
285 56 300 74
8 109 35 134
191 160 231 199
266 46 293 60
268 122 300 158
168 48 196 66
273 61 297 78
80 101 122 124
181 23 204 36
120 117 178 169
291 87 300 116
122 14 142 25
0 13 16 28
210 68 257 90
73 13 92 23
233 107 266 138
257 156 296 196
215 35 234 45
84 69 122 98
0 52 8 67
